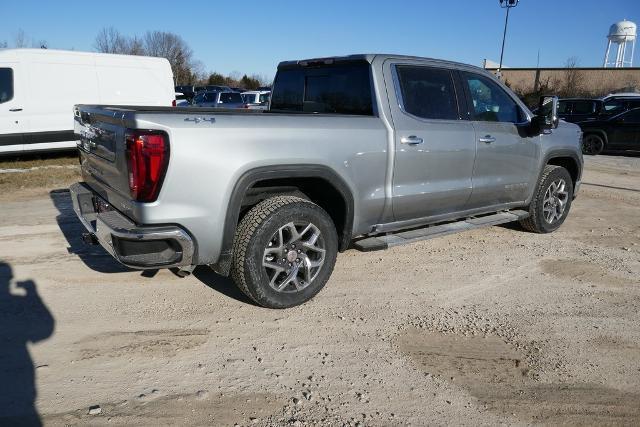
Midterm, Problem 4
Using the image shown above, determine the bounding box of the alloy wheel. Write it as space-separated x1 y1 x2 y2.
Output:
262 222 326 293
542 179 569 224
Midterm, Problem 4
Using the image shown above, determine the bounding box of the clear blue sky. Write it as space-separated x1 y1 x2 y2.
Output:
1 0 638 78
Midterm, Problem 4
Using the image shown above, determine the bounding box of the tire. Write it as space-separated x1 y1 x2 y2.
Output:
582 133 605 155
230 195 338 309
519 165 574 234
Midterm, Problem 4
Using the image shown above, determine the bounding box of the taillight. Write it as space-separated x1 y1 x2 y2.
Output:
125 131 169 203
172 99 177 107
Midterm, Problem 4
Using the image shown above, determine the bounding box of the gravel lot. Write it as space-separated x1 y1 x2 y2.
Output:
0 154 639 426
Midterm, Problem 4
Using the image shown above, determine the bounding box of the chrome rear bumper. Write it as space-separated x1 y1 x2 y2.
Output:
69 182 194 269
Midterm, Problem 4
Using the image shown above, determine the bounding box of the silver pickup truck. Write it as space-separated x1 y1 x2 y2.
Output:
70 54 583 308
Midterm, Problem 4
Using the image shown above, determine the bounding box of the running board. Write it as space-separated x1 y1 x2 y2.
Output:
353 210 529 252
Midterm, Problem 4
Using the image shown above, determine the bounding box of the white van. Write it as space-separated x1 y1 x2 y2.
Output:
0 48 175 155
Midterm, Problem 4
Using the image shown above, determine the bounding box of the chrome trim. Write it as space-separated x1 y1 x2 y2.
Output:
400 135 424 145
478 135 496 143
69 183 195 269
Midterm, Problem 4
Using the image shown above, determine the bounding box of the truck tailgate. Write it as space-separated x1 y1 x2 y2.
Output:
74 106 137 217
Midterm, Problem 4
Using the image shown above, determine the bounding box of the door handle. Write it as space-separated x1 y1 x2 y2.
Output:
9 108 23 112
479 135 496 143
400 135 424 145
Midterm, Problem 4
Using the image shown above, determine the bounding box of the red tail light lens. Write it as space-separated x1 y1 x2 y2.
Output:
172 99 177 107
125 131 169 203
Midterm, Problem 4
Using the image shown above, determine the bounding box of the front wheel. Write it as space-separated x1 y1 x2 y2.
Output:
519 165 574 233
230 196 338 308
582 133 605 155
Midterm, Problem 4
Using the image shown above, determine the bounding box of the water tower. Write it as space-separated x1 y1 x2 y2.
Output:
603 20 637 68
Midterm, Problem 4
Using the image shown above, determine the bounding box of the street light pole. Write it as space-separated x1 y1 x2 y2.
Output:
497 0 519 78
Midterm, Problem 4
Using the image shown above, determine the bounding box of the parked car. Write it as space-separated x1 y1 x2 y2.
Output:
578 107 640 154
71 54 582 308
195 85 232 93
241 90 270 109
558 93 640 124
0 48 175 155
599 93 640 118
190 91 245 108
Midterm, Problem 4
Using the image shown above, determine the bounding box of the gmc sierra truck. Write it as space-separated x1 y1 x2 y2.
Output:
70 54 583 308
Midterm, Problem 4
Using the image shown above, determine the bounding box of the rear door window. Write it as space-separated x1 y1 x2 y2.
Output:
395 65 459 120
0 68 14 104
271 63 373 115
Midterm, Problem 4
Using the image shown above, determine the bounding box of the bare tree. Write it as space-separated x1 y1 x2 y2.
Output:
255 73 273 87
0 41 7 49
94 27 129 54
143 31 196 83
562 56 582 97
127 35 145 55
13 29 29 48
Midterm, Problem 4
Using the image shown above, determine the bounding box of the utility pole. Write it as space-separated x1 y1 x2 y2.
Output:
497 0 520 78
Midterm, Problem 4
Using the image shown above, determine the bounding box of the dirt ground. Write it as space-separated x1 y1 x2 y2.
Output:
0 154 638 426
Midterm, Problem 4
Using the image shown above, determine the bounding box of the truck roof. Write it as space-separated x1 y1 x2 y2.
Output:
277 53 486 72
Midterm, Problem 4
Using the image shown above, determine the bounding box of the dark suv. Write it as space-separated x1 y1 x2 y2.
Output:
559 94 640 124
580 107 640 155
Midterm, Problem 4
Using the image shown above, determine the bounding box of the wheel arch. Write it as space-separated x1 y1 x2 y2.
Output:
544 150 582 189
212 164 355 276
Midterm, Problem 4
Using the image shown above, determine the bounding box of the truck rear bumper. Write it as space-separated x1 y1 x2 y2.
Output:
69 182 195 269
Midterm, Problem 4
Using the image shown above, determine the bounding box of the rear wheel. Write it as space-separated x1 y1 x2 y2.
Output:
230 196 338 308
582 133 605 155
520 165 573 233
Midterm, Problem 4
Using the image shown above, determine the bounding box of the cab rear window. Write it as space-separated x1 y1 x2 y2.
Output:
270 63 373 115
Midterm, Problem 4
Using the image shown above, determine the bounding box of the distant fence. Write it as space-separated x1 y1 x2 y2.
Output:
485 67 640 97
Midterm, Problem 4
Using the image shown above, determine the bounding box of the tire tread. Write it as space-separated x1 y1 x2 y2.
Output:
519 164 569 233
230 195 317 305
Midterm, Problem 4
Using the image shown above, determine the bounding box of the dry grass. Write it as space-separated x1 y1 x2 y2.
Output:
0 153 81 200
0 152 79 170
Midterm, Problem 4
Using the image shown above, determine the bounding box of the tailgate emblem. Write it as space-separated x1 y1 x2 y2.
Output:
184 117 215 124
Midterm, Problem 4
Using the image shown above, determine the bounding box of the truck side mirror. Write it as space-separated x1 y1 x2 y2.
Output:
532 95 559 133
